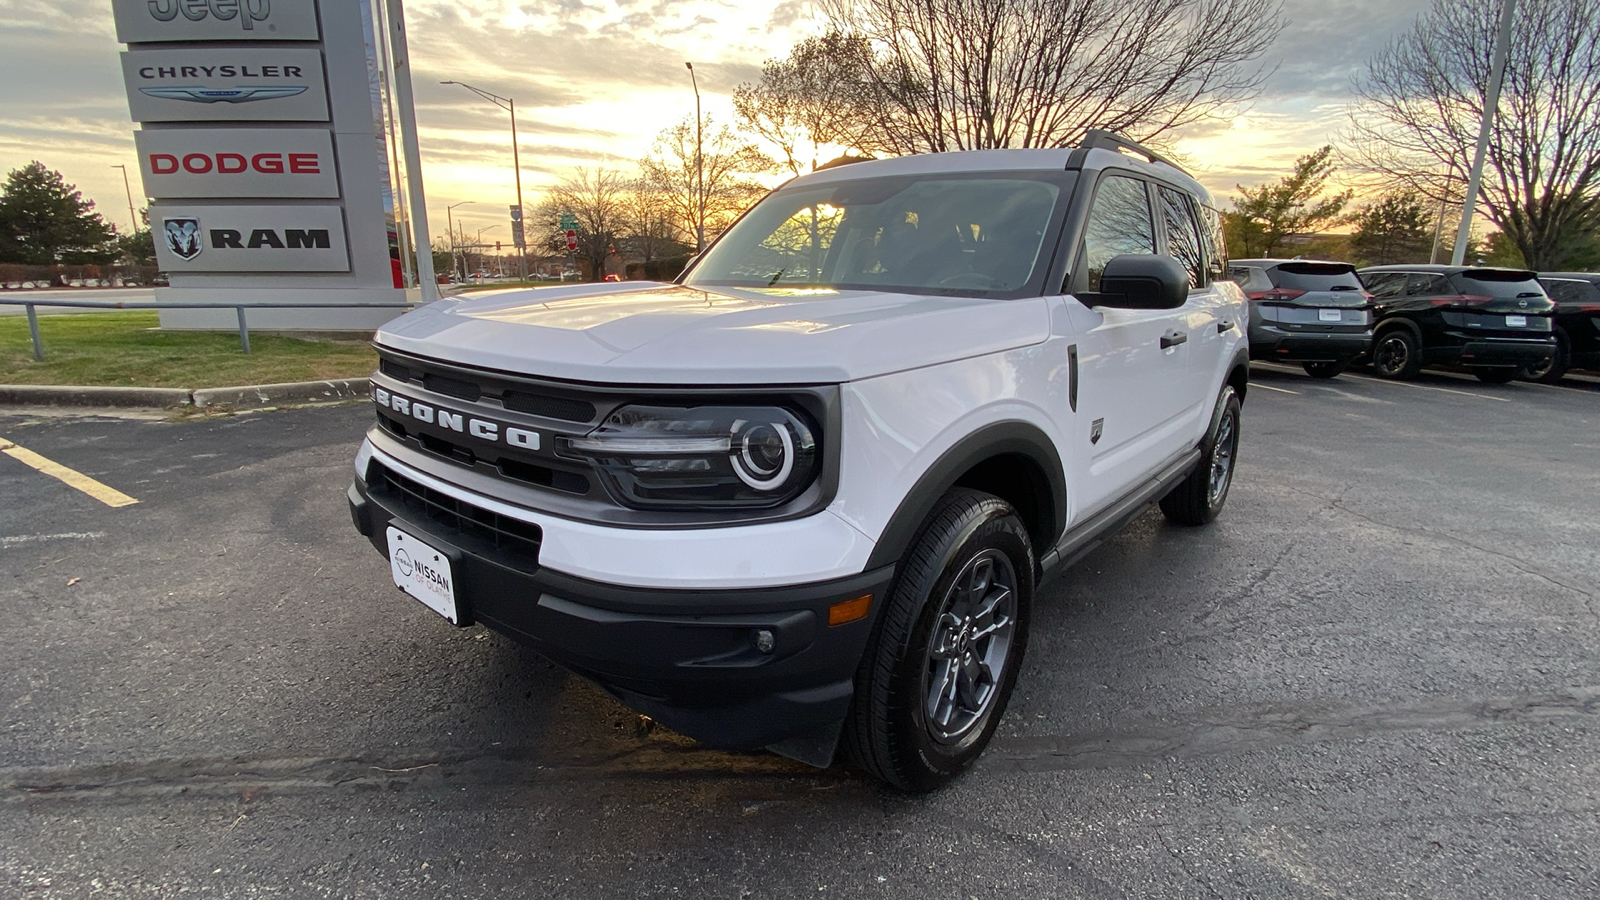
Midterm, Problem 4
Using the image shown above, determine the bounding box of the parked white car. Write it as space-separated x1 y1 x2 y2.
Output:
348 131 1250 790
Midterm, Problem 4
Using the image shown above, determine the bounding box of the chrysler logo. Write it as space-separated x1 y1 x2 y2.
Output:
163 217 202 261
140 86 308 103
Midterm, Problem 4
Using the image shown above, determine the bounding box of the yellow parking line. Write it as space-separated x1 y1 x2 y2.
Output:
0 437 138 508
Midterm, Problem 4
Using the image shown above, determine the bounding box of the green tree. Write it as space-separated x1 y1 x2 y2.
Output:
1348 191 1433 266
0 161 117 265
1225 146 1352 259
118 229 155 264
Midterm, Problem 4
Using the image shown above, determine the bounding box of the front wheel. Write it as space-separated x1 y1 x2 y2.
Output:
845 489 1033 792
1302 361 1347 379
1160 385 1241 526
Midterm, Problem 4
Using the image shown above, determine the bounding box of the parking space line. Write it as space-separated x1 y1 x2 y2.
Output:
0 437 139 508
1339 374 1512 402
1252 383 1300 395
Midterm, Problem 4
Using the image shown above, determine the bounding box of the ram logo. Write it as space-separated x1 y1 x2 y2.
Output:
163 217 203 261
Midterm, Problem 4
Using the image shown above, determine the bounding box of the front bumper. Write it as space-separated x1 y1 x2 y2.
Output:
1248 325 1372 362
348 472 893 759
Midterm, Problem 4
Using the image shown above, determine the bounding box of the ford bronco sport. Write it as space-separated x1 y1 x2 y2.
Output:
348 131 1250 791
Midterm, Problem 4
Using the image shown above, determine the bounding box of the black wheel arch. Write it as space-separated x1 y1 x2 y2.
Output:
1227 345 1249 403
1374 316 1423 341
864 421 1067 572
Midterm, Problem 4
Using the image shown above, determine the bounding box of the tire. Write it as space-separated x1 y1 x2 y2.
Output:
1472 366 1518 384
1301 361 1347 379
1370 329 1422 380
1160 385 1241 526
1521 329 1569 384
845 488 1033 792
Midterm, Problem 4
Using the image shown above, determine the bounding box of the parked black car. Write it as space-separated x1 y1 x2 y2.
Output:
1527 273 1600 382
1228 259 1375 377
1355 265 1557 383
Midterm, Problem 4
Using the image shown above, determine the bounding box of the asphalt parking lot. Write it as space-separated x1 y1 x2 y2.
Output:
2 366 1598 899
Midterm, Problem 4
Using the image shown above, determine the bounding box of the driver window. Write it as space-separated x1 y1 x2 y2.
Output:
1079 175 1155 291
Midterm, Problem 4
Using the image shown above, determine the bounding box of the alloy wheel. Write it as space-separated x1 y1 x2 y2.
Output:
921 549 1019 744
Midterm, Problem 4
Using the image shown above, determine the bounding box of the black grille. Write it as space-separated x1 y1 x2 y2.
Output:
379 359 412 382
502 390 596 423
424 372 482 402
370 463 542 564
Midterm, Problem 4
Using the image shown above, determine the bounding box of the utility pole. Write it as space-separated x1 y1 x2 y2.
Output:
442 80 528 281
1452 0 1518 266
110 165 139 234
686 62 705 254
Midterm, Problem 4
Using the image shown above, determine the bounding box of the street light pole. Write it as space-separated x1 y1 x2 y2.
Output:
111 164 138 234
442 80 528 281
1452 0 1518 266
447 200 474 281
685 62 704 254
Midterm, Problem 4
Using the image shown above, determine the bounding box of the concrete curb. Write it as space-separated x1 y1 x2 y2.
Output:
0 378 369 410
0 384 194 408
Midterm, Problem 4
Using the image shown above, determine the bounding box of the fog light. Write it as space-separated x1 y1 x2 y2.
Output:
828 595 872 626
754 629 775 653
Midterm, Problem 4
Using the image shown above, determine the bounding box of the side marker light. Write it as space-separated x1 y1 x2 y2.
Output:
828 595 872 626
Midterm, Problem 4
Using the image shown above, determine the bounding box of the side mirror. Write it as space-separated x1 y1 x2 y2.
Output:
1092 254 1189 310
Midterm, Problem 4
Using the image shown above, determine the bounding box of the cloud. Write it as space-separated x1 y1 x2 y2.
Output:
1256 0 1429 101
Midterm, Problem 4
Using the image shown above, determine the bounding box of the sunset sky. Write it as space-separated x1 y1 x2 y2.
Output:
0 0 1432 239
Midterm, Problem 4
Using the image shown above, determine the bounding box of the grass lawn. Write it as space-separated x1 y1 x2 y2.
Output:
0 312 378 388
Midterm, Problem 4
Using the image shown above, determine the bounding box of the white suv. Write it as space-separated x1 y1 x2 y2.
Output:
348 132 1249 790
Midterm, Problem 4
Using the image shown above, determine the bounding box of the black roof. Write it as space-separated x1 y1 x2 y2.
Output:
1357 263 1536 277
1538 271 1600 283
1231 258 1356 269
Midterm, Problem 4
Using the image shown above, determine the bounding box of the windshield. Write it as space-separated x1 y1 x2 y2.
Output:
1269 262 1363 292
684 173 1066 297
1450 270 1544 299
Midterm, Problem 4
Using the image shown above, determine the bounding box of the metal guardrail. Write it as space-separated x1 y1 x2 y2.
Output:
0 298 417 360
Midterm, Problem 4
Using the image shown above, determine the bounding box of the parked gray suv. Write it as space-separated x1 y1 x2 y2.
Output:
1228 259 1374 378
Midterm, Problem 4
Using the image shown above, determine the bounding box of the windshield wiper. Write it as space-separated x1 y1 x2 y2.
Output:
767 269 786 286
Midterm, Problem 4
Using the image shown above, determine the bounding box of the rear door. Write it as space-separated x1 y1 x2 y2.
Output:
1155 184 1225 420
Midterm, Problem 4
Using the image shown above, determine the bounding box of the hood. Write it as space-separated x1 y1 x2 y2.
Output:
375 282 1050 384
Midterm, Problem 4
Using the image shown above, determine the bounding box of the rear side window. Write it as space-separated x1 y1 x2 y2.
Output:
1081 175 1155 291
1544 279 1600 304
1199 204 1227 281
1451 270 1545 299
1268 262 1363 292
1157 186 1203 289
1362 272 1406 299
1406 273 1451 296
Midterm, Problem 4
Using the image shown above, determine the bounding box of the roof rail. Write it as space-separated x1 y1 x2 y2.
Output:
1080 129 1185 174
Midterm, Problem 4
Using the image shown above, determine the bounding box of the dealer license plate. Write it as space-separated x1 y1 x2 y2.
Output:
1318 308 1343 322
386 526 458 624
1505 314 1527 327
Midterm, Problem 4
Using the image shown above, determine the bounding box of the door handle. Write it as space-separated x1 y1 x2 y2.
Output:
1217 320 1234 333
1161 330 1188 349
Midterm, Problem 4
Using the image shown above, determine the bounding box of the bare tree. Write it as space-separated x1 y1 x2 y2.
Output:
814 0 1282 154
1347 0 1600 269
733 32 878 175
533 167 629 281
618 180 686 265
640 116 774 247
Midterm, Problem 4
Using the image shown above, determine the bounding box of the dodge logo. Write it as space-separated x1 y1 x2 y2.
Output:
163 217 203 261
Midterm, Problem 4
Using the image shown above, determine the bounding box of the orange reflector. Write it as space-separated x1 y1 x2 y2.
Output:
828 594 872 626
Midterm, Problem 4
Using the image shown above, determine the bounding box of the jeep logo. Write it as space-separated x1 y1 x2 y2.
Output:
147 0 272 31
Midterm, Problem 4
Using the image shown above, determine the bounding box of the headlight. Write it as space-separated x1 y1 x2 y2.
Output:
560 404 819 509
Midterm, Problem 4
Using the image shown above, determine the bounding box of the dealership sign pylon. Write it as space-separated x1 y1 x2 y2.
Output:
114 0 427 330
